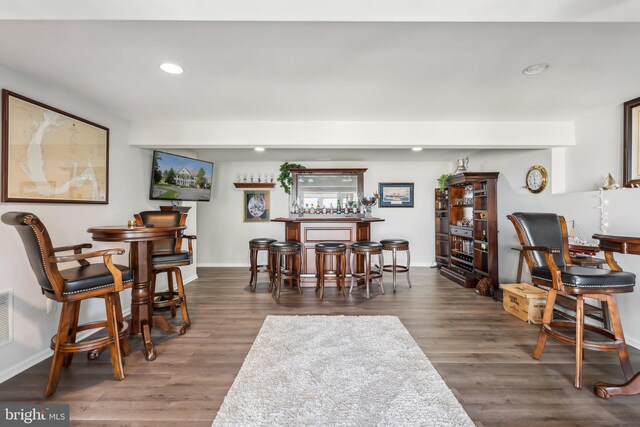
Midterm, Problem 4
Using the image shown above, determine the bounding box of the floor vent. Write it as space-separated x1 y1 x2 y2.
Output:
0 289 13 347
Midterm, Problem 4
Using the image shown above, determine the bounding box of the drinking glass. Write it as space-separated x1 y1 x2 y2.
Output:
270 172 274 183
243 172 248 182
250 172 254 183
236 172 241 182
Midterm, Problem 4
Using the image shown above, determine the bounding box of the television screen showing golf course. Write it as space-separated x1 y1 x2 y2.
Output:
150 151 214 201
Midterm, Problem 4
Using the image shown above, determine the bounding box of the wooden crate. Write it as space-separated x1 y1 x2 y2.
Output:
499 283 548 324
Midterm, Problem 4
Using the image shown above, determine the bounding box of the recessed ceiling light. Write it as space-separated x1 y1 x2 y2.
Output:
160 63 184 75
412 147 423 151
254 147 265 152
522 63 550 76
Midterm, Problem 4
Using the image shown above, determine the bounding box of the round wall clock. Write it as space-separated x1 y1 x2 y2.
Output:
525 165 548 193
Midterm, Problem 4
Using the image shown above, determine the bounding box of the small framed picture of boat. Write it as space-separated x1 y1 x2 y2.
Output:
378 182 414 208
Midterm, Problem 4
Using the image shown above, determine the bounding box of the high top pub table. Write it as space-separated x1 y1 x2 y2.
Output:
88 224 186 361
592 233 640 398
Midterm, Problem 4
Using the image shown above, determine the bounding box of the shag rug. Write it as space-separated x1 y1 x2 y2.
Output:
212 315 474 427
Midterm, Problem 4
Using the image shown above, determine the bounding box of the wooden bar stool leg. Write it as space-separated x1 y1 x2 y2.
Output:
575 295 584 388
365 252 371 299
63 300 81 368
45 301 75 397
378 251 385 295
319 254 325 299
249 248 257 291
105 294 125 381
167 270 177 319
392 248 397 292
601 299 611 331
606 295 634 379
341 253 347 297
276 253 283 298
113 294 130 357
534 288 557 360
315 252 321 293
406 249 412 288
296 252 303 294
175 267 191 327
268 252 275 292
350 252 357 294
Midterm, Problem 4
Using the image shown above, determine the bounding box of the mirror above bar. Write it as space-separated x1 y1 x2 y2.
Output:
290 168 366 216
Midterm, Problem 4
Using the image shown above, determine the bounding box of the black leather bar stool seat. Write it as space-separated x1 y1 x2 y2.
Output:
350 241 384 299
351 241 382 250
315 242 347 299
380 239 412 291
249 238 277 290
269 241 302 298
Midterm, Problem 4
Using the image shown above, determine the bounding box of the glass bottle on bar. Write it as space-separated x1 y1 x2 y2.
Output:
336 199 342 214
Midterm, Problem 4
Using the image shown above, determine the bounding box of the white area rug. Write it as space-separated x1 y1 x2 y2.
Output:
213 315 474 427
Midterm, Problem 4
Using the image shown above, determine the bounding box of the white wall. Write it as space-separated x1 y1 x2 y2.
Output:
468 139 640 348
196 160 450 268
0 64 197 382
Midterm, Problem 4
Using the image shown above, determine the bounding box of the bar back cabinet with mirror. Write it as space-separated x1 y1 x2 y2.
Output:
290 168 366 214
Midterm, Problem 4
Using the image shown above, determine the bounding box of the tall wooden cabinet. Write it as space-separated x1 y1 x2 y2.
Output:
436 172 499 291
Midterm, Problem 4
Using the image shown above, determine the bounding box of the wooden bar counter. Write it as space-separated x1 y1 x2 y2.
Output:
272 216 384 286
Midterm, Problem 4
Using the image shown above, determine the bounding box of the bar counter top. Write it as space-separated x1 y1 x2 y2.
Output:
272 216 385 223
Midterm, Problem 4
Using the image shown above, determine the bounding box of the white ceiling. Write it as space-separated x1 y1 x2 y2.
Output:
2 0 640 22
195 148 467 163
0 21 640 122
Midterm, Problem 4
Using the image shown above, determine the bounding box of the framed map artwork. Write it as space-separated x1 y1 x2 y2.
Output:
2 90 109 203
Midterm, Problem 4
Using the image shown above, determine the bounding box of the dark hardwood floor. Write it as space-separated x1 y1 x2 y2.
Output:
1 267 639 426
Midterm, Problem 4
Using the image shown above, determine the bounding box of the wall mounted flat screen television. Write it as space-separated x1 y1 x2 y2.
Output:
150 151 214 202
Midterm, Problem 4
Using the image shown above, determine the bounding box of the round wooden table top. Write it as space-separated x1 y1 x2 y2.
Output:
87 225 185 242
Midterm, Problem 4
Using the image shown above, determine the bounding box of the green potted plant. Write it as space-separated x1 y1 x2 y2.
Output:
278 162 305 195
437 173 452 191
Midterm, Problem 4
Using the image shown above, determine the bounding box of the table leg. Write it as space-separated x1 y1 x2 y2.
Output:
129 241 157 361
594 372 640 398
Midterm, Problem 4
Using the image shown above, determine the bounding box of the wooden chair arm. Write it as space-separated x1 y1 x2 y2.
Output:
53 243 93 253
604 251 623 272
49 248 125 264
53 243 94 266
521 245 561 254
51 248 126 293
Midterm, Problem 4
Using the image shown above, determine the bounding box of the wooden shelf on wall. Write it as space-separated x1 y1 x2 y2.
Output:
233 182 276 189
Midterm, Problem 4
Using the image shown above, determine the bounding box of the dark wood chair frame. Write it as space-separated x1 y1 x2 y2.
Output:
381 241 412 292
134 213 196 331
249 241 273 291
315 246 347 299
350 246 385 299
268 245 302 298
507 214 634 389
4 213 131 397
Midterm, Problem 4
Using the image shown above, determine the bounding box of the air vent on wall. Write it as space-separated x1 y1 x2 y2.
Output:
0 290 13 347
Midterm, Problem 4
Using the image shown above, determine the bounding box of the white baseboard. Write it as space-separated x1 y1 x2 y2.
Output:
0 275 200 384
197 263 432 268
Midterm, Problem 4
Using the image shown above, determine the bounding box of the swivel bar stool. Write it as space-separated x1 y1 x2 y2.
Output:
315 242 347 299
269 241 302 297
350 241 384 299
380 239 412 292
249 238 276 291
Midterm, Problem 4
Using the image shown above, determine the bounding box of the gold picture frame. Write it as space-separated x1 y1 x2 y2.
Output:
243 190 270 222
623 95 640 187
2 90 109 203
